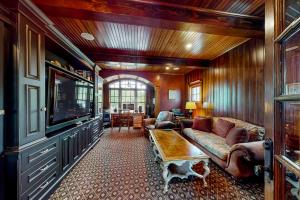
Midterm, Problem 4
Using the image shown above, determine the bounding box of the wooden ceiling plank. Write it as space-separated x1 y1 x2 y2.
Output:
32 0 264 38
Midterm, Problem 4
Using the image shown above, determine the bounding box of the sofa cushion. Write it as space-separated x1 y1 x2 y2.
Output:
192 117 212 132
213 117 265 141
212 119 235 138
183 128 230 160
226 127 249 146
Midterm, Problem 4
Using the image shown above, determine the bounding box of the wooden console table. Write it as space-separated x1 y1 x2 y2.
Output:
149 129 210 193
111 113 144 129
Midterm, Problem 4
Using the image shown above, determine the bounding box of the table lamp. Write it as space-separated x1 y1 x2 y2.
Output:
185 101 196 119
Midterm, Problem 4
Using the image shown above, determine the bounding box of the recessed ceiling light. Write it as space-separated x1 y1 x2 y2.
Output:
80 32 95 41
173 67 179 70
185 43 192 50
165 66 170 70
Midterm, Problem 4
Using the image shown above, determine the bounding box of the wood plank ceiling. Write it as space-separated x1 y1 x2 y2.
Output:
32 0 265 74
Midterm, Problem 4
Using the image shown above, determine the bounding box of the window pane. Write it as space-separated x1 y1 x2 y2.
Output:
121 80 136 88
109 81 120 88
191 86 201 102
284 168 299 200
282 101 300 167
285 0 300 28
137 82 146 89
283 28 300 95
109 80 147 112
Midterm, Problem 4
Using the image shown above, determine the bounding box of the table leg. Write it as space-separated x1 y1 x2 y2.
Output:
163 163 171 193
202 162 210 187
189 160 210 187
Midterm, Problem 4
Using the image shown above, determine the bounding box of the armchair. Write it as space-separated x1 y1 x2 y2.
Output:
144 111 175 131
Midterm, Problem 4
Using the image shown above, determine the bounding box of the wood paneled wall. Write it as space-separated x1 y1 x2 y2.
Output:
186 39 265 126
100 69 186 115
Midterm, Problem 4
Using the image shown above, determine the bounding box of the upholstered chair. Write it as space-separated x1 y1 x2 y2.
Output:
144 111 175 131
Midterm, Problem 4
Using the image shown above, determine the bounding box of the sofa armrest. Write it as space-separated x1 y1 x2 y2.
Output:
180 119 193 129
155 121 175 129
225 141 264 178
143 118 156 126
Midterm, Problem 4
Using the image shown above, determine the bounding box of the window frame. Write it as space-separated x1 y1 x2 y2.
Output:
189 82 202 103
108 79 147 112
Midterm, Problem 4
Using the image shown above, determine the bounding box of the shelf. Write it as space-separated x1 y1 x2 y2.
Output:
274 95 300 101
275 155 300 177
46 60 94 84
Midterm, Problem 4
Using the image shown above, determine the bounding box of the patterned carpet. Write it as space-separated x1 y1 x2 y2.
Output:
49 128 264 200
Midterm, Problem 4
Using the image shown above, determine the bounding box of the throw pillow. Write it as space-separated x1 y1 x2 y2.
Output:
192 117 212 132
212 119 235 138
226 127 249 146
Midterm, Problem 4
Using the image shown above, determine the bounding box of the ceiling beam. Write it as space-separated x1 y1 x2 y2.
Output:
32 0 264 38
85 48 210 67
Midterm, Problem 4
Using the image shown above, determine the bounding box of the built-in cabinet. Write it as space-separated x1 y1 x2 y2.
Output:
18 14 46 146
18 118 102 200
0 1 104 200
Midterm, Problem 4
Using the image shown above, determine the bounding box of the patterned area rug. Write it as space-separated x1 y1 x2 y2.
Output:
49 128 264 200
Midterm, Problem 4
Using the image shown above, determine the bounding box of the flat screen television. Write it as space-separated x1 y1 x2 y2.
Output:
47 68 93 128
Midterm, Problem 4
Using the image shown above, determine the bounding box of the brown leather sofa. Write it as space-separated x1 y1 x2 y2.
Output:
181 117 265 178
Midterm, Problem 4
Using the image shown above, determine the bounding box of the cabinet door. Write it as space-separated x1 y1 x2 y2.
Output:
87 125 92 147
18 14 45 145
99 116 103 135
72 129 80 161
80 126 87 153
61 134 72 172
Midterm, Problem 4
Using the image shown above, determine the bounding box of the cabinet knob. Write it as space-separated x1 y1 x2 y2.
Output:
40 107 47 112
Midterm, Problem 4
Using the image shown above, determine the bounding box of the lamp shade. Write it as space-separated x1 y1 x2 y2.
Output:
185 101 197 110
203 102 214 109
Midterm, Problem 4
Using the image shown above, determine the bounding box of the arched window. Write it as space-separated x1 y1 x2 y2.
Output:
109 79 147 112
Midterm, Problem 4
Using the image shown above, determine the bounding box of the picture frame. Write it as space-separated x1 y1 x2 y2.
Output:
168 90 177 100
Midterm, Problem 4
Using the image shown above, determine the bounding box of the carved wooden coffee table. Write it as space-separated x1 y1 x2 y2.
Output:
149 129 210 193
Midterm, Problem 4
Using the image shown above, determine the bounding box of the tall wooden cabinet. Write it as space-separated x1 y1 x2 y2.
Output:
17 14 46 146
0 1 104 200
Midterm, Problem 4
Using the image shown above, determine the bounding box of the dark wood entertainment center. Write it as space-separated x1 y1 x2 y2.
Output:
0 1 104 199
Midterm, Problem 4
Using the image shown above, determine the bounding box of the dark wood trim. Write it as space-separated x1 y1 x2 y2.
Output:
0 3 15 25
33 0 264 38
4 0 96 70
264 0 275 199
274 94 300 101
123 0 264 20
87 49 210 67
0 21 4 155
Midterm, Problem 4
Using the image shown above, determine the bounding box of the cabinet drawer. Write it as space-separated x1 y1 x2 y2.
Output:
20 153 58 194
21 138 59 172
21 167 59 200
